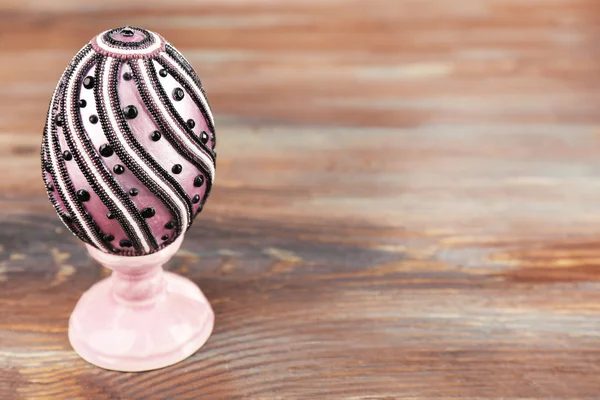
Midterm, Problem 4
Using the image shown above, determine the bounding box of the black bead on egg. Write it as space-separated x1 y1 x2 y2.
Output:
161 235 169 241
120 239 133 248
76 189 90 202
107 212 115 219
200 131 209 144
194 175 204 187
173 88 185 101
47 182 55 192
103 234 114 242
99 144 114 157
129 188 138 196
83 76 95 89
123 105 138 119
55 114 64 127
192 194 200 204
79 99 87 108
141 207 156 218
121 27 134 37
172 164 182 174
89 115 99 124
165 221 174 229
186 119 195 129
62 150 72 161
113 164 125 174
123 72 132 81
159 69 168 77
150 131 161 141
63 214 73 224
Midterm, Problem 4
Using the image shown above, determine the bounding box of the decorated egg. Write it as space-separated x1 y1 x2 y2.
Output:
41 26 216 256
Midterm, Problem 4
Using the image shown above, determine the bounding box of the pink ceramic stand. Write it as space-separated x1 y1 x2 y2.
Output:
68 235 214 372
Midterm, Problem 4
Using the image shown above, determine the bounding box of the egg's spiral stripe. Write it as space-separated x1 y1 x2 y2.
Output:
129 61 214 211
139 59 216 179
41 86 74 235
96 56 190 242
163 44 214 125
44 133 86 244
156 55 216 150
164 43 202 86
40 128 48 188
95 56 184 244
105 58 193 232
44 46 108 251
60 49 142 252
162 45 215 144
63 51 155 254
163 43 210 112
42 54 83 240
44 129 94 245
149 58 216 161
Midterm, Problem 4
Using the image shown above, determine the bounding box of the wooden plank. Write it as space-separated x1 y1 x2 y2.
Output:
1 0 600 398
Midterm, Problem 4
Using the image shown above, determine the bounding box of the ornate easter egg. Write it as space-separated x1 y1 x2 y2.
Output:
41 26 216 256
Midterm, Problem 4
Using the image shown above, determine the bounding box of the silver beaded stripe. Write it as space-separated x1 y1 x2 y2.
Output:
64 50 155 254
44 47 109 251
95 56 185 246
41 126 53 193
42 76 71 228
136 58 215 182
162 44 214 126
104 58 193 234
43 128 92 245
137 59 214 211
162 45 215 135
129 60 214 203
149 57 216 162
99 56 190 235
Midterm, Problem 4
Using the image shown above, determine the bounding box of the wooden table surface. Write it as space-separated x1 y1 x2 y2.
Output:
2 0 600 398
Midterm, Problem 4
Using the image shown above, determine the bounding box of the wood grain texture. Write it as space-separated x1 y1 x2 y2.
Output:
2 0 600 398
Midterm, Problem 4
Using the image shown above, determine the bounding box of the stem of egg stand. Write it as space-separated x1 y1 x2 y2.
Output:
87 235 184 305
110 260 166 305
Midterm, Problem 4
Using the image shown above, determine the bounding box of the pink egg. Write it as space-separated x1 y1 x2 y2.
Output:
41 26 216 256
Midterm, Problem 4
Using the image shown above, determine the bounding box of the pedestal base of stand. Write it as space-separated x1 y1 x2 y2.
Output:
69 271 214 372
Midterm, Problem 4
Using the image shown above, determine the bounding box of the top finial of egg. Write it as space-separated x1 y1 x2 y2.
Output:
41 26 216 256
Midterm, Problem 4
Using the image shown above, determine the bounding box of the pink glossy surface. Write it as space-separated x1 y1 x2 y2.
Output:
69 235 214 372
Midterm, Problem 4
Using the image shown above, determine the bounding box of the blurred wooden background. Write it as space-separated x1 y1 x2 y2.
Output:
2 0 600 398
